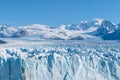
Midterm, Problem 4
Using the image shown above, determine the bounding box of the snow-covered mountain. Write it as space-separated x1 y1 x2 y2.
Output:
93 20 117 36
0 19 120 40
0 25 28 38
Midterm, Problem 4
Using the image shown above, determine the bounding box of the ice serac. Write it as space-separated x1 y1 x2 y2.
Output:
0 41 120 80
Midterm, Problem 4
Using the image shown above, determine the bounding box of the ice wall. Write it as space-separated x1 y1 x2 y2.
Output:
0 43 120 80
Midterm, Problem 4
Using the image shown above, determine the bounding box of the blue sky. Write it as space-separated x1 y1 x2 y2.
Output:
0 0 120 26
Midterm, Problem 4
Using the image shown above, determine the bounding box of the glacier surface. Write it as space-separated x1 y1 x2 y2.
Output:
0 40 120 80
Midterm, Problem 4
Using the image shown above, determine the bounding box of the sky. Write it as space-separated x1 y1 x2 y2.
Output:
0 0 120 26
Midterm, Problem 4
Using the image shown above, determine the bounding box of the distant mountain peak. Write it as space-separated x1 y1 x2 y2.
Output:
80 21 88 24
94 18 104 25
0 19 120 40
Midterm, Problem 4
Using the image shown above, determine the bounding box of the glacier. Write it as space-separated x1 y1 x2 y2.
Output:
0 40 120 80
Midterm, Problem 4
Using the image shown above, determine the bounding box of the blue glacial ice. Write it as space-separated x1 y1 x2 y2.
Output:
0 41 120 80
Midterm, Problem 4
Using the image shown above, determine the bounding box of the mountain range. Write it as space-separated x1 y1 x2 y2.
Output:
0 19 120 40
